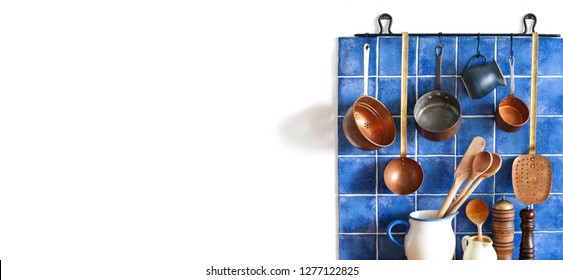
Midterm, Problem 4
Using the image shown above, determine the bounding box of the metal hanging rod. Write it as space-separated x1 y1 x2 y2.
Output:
354 13 561 38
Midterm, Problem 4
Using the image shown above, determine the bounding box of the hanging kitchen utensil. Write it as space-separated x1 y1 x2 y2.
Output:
495 35 530 132
435 136 485 218
414 39 461 142
384 32 424 195
512 32 552 260
461 34 506 99
343 40 396 151
512 32 552 205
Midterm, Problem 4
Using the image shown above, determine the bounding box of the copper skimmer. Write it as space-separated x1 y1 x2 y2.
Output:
512 32 552 205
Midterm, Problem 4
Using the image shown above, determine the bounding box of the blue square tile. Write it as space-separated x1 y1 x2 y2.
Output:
458 36 496 76
376 117 415 156
338 117 376 156
339 196 376 233
417 195 447 211
496 77 531 107
378 196 415 233
417 76 456 98
378 234 407 260
417 157 455 194
418 36 457 76
538 38 563 76
338 37 377 76
536 117 563 154
338 157 376 194
537 78 563 115
547 156 563 193
495 122 530 155
534 195 563 231
456 118 494 155
339 234 376 260
338 78 376 116
455 194 494 233
378 37 417 76
417 134 456 155
497 37 531 76
377 77 417 115
494 156 516 194
535 232 563 260
457 79 496 114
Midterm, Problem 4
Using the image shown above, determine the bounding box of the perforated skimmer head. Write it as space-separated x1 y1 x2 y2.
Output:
512 154 552 204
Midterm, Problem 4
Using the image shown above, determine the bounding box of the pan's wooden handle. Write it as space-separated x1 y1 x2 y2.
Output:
529 32 538 154
519 206 536 260
400 32 408 158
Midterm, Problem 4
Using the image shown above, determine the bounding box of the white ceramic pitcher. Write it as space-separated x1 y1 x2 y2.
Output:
387 210 458 260
461 235 497 260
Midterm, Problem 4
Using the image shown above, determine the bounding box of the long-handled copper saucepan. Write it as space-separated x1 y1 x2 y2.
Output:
495 49 529 132
414 43 461 142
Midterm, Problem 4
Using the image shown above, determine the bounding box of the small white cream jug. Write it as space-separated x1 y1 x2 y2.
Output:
387 210 457 260
461 235 497 260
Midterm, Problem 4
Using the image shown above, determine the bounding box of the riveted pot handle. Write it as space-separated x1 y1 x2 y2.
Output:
464 54 488 71
387 220 409 250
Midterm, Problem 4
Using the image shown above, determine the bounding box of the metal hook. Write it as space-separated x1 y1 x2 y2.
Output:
523 13 537 34
437 32 445 48
378 13 393 34
510 33 514 59
476 33 481 55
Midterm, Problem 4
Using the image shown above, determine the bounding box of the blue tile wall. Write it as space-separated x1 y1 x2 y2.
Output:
337 36 563 260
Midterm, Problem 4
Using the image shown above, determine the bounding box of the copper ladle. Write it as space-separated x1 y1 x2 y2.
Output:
384 33 424 195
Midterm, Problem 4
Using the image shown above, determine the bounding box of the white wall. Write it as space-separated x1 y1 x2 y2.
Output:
0 0 560 279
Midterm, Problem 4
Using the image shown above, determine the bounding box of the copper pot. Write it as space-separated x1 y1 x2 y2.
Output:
414 44 461 142
343 43 395 151
495 55 529 132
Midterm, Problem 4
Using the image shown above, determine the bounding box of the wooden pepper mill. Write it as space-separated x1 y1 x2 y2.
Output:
519 206 536 260
492 196 515 260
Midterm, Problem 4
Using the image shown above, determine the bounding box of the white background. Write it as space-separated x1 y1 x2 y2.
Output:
0 0 561 279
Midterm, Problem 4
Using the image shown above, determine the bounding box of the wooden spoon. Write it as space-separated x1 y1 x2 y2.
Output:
435 136 485 218
447 153 502 215
449 151 492 208
466 199 489 242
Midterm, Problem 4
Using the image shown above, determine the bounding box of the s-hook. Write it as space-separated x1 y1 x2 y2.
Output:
510 33 514 59
476 33 481 56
